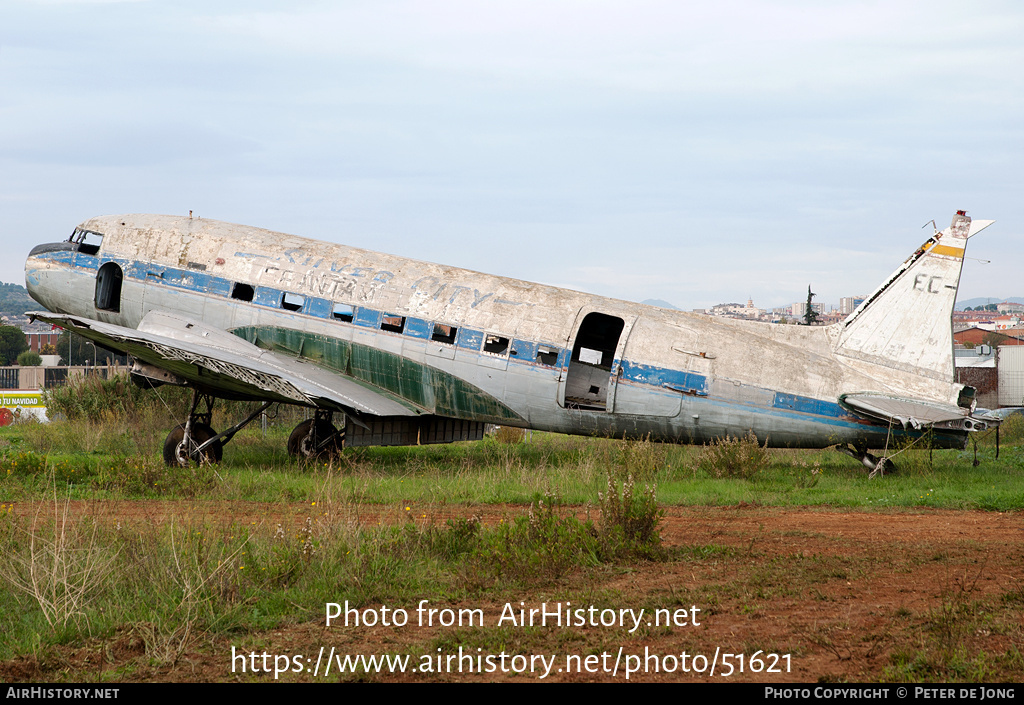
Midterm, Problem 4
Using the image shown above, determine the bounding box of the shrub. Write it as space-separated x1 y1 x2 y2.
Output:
695 431 771 479
475 492 598 585
1 450 47 477
1000 414 1024 444
597 471 664 558
616 435 667 481
491 426 526 444
16 351 41 367
43 374 189 422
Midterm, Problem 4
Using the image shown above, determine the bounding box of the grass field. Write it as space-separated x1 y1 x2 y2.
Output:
0 378 1022 682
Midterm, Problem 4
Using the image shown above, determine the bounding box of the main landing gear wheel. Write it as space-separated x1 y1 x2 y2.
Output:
163 422 223 467
287 418 343 459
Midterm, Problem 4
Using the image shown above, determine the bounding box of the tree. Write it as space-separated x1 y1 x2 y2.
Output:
57 331 92 365
0 325 28 365
56 331 127 366
982 331 1014 348
803 285 820 326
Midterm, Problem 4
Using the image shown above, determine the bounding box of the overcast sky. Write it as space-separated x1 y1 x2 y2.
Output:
2 0 1021 310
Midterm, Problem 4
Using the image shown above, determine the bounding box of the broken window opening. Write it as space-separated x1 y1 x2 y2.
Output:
332 303 355 322
281 292 304 312
536 345 559 366
94 262 123 313
381 315 406 334
231 283 254 302
69 228 104 256
431 323 457 344
483 334 510 355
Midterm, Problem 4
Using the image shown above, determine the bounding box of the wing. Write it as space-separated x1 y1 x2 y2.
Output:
839 392 992 432
29 310 424 419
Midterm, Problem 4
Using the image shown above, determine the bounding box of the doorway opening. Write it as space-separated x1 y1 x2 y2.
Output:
94 262 123 312
563 312 624 410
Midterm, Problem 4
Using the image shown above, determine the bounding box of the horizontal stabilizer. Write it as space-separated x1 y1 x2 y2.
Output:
28 310 423 418
839 392 990 432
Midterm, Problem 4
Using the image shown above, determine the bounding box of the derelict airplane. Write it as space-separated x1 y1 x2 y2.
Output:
24 210 995 470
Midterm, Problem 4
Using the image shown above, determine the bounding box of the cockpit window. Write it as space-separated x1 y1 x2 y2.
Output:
68 228 104 256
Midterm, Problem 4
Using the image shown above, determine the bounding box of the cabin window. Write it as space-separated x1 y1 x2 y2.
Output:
483 334 510 355
431 323 457 344
281 292 304 312
332 303 355 322
537 345 558 366
94 262 123 312
231 283 254 301
381 315 406 333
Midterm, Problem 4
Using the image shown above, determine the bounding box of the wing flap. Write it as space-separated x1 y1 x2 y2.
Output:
30 311 423 418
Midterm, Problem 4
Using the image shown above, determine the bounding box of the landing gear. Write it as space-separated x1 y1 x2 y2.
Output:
287 410 344 459
161 389 272 467
159 387 343 466
163 422 223 466
163 391 222 467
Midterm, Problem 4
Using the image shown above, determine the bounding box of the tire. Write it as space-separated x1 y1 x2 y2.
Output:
287 419 340 459
162 422 223 467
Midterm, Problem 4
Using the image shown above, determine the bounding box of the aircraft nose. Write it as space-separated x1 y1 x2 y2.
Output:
25 241 75 307
25 252 45 302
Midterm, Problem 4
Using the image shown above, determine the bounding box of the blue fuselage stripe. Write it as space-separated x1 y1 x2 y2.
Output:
39 248 860 426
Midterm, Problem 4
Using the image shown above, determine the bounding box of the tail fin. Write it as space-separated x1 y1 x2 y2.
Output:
833 211 994 382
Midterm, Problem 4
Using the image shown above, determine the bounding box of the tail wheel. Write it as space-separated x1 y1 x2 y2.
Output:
287 419 341 459
163 422 223 467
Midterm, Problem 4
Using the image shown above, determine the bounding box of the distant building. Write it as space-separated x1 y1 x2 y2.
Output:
955 347 998 409
953 327 1024 347
23 330 61 353
790 301 826 317
839 296 866 315
707 299 768 321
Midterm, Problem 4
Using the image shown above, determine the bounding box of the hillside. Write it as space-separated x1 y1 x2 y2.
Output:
957 296 1024 310
0 282 34 318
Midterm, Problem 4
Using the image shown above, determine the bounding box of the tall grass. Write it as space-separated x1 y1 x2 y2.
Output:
0 492 119 631
0 466 666 662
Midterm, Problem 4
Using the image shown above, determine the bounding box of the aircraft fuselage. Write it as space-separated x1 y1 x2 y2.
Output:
25 214 974 450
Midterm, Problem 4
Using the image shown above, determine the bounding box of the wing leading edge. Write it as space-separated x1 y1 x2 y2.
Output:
29 310 424 419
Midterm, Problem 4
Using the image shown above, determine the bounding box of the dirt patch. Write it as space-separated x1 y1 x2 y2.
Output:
3 501 1023 682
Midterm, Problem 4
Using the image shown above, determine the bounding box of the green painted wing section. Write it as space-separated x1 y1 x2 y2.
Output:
232 326 523 423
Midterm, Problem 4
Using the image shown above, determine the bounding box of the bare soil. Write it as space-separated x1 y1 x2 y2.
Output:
4 501 1023 683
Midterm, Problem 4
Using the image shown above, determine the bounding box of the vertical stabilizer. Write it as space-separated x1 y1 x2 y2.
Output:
833 211 994 382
